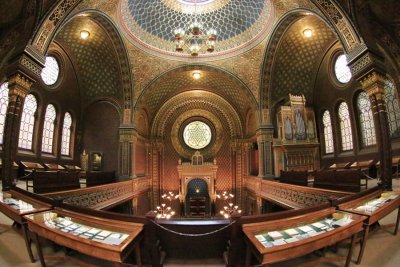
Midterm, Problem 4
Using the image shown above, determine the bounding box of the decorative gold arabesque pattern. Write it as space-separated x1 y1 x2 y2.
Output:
151 90 243 138
170 109 224 159
56 17 123 103
270 16 336 106
118 0 274 60
137 66 256 123
160 102 234 200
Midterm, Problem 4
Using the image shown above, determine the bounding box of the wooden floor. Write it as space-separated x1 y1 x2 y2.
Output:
0 179 399 267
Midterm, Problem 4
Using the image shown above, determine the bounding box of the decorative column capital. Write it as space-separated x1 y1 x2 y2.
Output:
256 126 274 142
7 72 34 98
151 139 164 151
359 71 386 98
119 126 138 143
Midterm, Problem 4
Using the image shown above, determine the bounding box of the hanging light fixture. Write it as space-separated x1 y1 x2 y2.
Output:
174 0 217 56
217 191 241 218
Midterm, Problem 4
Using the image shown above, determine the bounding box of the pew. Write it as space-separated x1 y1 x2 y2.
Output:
44 163 65 171
31 170 80 194
313 169 366 192
19 161 45 175
86 171 117 187
278 170 309 186
327 162 352 170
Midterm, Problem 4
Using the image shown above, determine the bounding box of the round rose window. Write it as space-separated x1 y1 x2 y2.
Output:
183 121 212 149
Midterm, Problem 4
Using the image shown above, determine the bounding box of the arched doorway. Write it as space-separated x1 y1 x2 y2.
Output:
185 178 210 217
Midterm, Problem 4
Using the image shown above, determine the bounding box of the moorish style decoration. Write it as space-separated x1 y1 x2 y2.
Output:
119 0 274 59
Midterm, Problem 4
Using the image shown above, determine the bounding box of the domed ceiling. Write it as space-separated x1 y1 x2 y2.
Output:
118 0 274 60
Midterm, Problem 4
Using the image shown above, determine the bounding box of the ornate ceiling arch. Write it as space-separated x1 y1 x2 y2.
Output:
259 7 360 115
151 90 242 138
54 10 133 123
136 64 257 124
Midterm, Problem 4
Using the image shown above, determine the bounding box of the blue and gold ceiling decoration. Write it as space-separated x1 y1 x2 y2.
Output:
118 0 274 60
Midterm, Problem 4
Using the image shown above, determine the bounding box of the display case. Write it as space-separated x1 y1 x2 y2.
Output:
338 190 400 264
24 207 143 267
0 190 52 262
242 207 366 267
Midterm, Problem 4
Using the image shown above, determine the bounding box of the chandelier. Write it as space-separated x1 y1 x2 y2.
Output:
155 203 176 219
217 191 242 218
174 1 217 56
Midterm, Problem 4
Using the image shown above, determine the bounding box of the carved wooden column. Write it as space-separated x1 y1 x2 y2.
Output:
360 72 392 190
118 126 138 178
151 140 163 208
256 127 274 179
1 73 33 190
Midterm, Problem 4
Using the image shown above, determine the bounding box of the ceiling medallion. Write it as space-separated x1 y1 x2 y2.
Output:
119 0 274 60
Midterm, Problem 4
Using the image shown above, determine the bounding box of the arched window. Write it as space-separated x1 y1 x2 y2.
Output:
61 112 72 156
41 104 56 153
338 102 353 151
357 92 376 146
383 78 400 137
322 110 334 154
0 82 9 144
18 94 37 149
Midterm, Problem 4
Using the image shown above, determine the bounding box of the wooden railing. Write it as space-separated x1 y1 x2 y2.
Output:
44 177 151 210
245 176 350 209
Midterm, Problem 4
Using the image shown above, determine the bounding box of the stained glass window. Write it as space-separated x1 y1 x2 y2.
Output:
41 56 59 86
334 54 352 84
0 82 9 145
322 110 334 154
61 112 72 155
357 91 376 146
18 94 37 149
41 104 56 153
338 102 353 151
383 78 400 137
183 121 212 149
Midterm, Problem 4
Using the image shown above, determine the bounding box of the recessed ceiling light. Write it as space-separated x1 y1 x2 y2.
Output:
303 28 313 38
192 70 201 80
80 30 90 39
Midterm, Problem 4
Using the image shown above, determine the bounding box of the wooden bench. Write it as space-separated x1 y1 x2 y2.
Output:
313 169 366 192
31 170 80 194
279 170 309 186
86 171 117 187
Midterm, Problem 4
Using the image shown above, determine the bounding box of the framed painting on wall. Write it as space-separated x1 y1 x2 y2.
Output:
90 151 103 171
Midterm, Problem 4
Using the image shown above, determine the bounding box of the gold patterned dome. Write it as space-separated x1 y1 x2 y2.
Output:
118 0 274 60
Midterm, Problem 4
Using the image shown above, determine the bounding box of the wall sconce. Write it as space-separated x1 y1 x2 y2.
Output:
80 30 90 39
303 28 313 38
